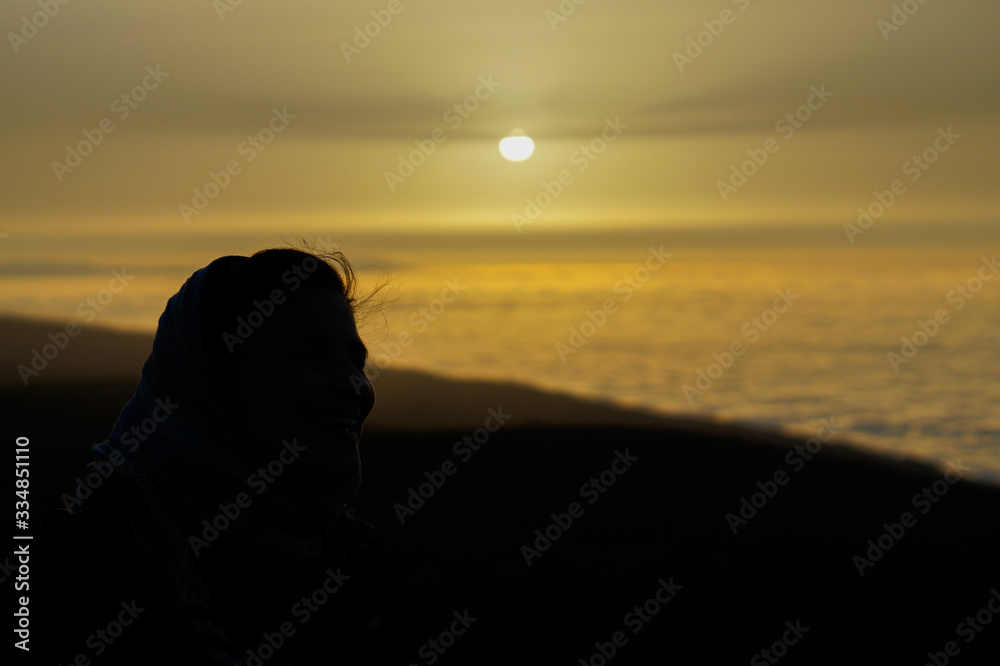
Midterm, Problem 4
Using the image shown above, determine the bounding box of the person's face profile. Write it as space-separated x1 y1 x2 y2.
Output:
225 285 374 500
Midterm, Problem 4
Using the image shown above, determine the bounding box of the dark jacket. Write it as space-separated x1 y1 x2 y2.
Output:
34 476 402 666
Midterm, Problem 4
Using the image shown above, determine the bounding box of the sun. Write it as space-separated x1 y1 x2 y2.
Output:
499 129 534 162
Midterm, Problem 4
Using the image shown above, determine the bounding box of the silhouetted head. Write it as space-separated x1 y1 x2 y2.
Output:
92 244 386 569
199 247 375 501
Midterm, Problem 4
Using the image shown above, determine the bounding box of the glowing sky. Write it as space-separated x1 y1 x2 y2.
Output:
2 0 998 235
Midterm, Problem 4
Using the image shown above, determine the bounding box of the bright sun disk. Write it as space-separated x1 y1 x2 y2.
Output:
499 130 534 162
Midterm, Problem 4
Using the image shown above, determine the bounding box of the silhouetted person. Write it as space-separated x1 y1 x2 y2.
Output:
38 247 399 665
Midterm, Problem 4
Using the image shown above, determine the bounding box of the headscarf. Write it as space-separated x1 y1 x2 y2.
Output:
84 256 364 663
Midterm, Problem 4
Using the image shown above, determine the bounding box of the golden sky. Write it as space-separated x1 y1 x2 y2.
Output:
2 0 998 235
